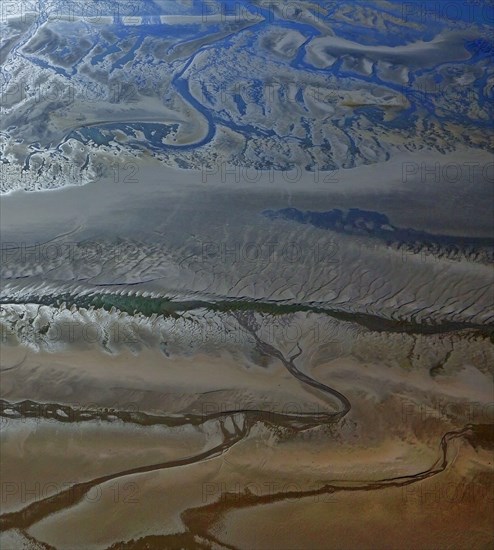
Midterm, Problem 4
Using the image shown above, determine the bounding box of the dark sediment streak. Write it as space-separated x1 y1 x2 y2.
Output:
262 207 494 264
1 292 492 336
0 415 248 532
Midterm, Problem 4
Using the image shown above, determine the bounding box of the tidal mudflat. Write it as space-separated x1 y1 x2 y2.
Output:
1 1 493 549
